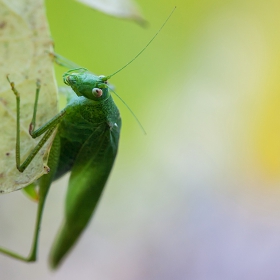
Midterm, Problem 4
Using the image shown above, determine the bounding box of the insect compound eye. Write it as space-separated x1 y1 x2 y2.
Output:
92 88 103 98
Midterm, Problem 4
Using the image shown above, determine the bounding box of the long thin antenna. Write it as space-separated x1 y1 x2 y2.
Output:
106 7 176 79
108 86 147 135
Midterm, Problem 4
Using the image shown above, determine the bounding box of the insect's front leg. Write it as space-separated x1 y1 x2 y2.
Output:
29 79 41 136
49 52 81 70
6 76 65 172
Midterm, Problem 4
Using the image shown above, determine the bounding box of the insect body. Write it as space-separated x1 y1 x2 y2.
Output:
49 69 121 267
0 68 121 268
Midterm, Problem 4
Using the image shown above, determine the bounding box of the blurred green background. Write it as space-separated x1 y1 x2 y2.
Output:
2 0 280 279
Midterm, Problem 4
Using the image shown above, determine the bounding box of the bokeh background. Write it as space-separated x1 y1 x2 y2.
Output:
2 0 280 279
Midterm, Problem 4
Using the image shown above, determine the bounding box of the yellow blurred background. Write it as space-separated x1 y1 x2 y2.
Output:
1 0 280 279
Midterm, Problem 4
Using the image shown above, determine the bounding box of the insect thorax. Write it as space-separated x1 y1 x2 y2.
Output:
80 98 119 124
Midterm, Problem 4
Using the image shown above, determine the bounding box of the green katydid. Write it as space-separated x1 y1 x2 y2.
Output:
0 8 175 269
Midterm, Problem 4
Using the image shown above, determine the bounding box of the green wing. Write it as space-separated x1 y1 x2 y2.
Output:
49 121 120 269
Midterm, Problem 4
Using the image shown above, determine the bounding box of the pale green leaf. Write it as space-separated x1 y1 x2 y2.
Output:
0 0 58 193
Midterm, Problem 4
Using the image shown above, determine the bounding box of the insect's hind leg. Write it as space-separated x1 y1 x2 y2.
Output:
0 136 61 262
26 136 61 262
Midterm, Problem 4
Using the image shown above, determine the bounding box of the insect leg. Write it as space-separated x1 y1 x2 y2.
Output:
0 136 61 262
50 52 82 69
6 76 65 172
